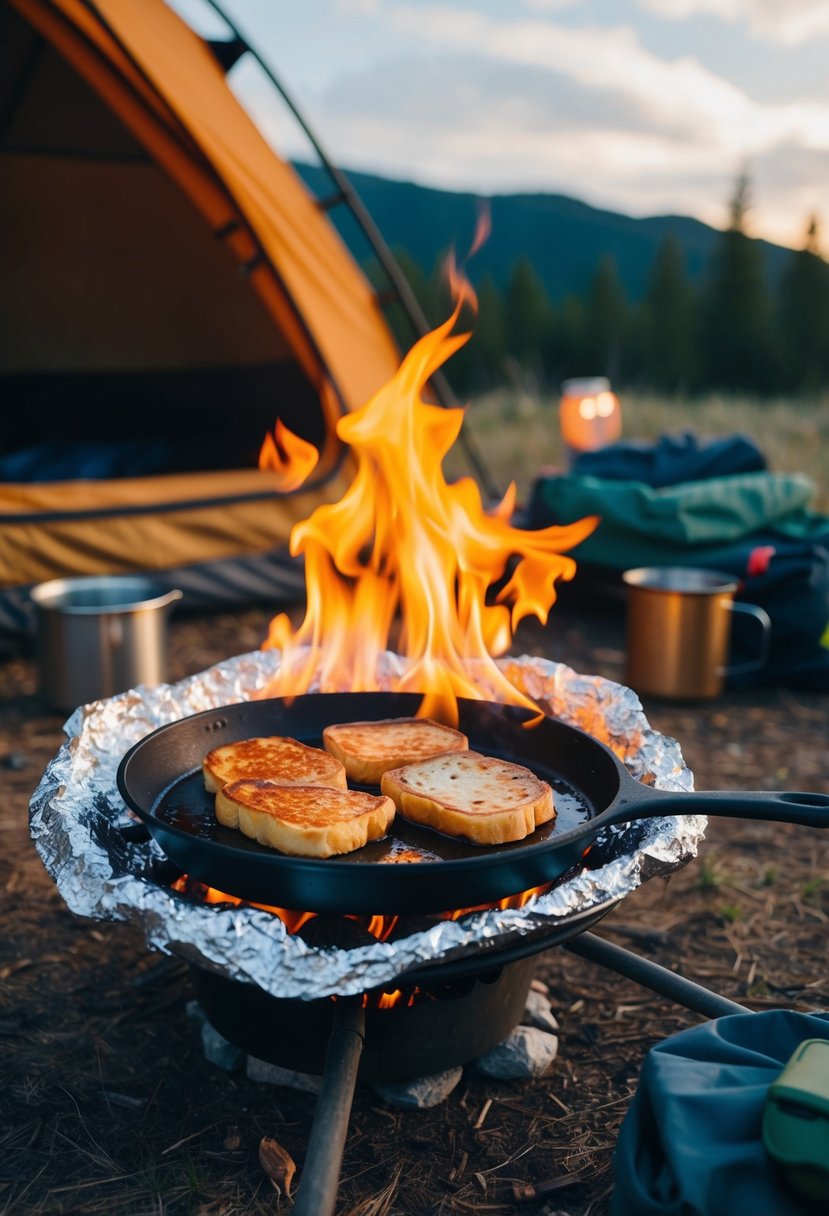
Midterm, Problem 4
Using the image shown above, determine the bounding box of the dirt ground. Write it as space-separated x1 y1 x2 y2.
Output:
1 596 827 1216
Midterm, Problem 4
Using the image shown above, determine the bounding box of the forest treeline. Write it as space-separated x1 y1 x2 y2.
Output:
378 178 829 398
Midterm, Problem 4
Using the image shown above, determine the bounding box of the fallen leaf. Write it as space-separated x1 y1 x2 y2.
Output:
259 1136 296 1197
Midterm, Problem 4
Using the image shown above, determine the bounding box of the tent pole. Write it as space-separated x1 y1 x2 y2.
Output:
201 0 501 503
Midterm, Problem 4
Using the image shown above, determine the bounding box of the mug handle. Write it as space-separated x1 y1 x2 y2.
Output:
720 601 771 676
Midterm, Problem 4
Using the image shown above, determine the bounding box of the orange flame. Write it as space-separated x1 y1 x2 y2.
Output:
375 989 404 1009
169 876 316 933
259 261 597 722
258 418 320 490
469 199 492 259
171 875 558 935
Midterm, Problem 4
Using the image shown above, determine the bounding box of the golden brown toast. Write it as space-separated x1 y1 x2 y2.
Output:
322 717 468 784
215 780 395 858
381 751 555 845
202 736 347 794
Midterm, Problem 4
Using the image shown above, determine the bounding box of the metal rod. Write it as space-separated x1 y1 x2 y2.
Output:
292 997 366 1216
567 932 751 1020
201 0 501 502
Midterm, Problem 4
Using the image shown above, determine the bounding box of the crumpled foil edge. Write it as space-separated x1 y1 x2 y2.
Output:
30 651 705 999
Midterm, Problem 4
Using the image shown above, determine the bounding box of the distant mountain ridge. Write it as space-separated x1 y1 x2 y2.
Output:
295 162 792 303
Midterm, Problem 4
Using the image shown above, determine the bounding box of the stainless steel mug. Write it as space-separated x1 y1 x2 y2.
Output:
622 567 770 700
30 576 183 711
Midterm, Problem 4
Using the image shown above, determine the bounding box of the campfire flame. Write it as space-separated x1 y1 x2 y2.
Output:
257 257 597 723
258 418 320 490
170 874 557 1007
171 875 553 934
375 989 407 1009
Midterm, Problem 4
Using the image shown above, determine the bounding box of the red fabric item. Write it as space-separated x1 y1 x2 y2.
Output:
747 545 776 576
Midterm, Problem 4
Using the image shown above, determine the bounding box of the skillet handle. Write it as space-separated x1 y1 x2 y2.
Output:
610 785 829 829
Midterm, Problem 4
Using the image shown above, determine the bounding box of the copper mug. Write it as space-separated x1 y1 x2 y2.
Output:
622 567 770 699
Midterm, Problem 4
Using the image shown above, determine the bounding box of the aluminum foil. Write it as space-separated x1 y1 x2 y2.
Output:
30 651 705 1000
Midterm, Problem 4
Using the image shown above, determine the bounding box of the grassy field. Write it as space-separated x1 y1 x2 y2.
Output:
450 389 829 512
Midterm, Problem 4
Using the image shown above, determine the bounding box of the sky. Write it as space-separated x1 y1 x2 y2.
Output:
173 0 829 250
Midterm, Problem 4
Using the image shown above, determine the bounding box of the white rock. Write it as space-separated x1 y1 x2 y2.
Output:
186 1000 206 1025
372 1066 463 1110
200 1021 243 1072
523 987 560 1035
468 1026 559 1080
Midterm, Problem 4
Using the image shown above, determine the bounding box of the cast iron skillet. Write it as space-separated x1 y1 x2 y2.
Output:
116 692 829 914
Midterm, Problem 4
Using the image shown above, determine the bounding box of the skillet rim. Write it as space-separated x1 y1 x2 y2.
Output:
115 691 628 880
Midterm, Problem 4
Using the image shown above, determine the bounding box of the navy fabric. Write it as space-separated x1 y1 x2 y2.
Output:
572 432 766 488
0 440 174 482
727 538 829 690
612 1011 829 1216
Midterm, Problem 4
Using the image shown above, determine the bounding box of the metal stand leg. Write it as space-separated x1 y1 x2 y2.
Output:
567 932 751 1019
292 997 366 1216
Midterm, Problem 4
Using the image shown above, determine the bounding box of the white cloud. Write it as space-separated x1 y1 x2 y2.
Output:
389 7 829 155
226 1 828 247
334 0 382 13
750 142 829 247
522 0 579 11
639 0 829 47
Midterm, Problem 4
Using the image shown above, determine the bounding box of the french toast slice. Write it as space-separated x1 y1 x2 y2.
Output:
322 717 468 784
381 751 555 845
215 780 396 858
203 736 346 794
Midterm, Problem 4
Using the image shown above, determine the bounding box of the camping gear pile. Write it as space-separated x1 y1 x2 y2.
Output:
528 432 829 690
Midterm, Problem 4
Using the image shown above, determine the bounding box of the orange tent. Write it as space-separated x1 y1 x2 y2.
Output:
0 0 407 629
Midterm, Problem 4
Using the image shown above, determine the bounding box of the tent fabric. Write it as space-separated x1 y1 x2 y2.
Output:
0 469 350 589
0 548 307 636
18 0 401 416
1 155 294 373
612 1010 829 1216
6 0 401 474
1 0 405 621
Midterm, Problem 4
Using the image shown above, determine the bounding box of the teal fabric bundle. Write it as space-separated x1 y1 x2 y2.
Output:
527 471 826 571
612 1011 829 1216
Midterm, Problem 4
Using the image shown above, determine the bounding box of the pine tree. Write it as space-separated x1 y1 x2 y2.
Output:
367 247 440 356
503 257 554 380
469 273 506 389
777 216 829 393
699 173 778 392
582 255 628 380
641 234 696 391
549 294 587 382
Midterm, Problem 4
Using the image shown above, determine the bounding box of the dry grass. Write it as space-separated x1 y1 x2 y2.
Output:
449 389 829 511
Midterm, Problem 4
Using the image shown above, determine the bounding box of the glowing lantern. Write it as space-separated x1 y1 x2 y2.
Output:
559 377 621 461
